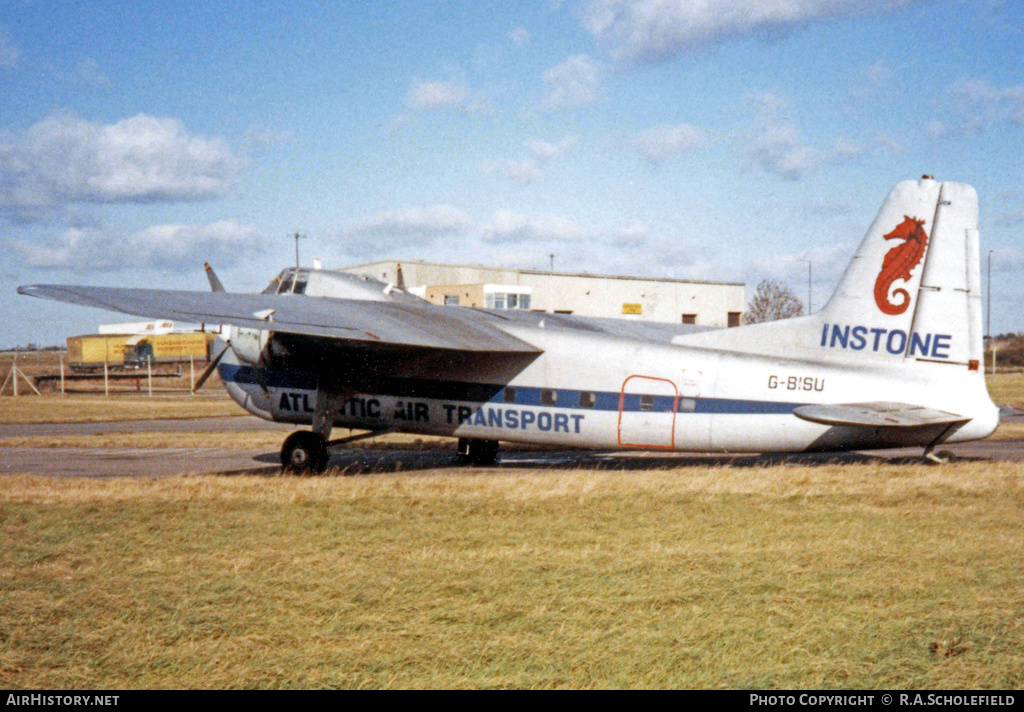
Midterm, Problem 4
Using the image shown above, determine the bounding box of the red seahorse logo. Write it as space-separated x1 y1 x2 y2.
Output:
873 215 929 315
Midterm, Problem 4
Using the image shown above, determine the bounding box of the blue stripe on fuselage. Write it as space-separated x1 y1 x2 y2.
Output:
218 363 801 416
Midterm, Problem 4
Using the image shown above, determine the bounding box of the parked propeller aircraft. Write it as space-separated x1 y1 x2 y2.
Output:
19 177 998 473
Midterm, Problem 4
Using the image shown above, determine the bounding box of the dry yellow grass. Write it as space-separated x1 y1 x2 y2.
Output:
985 371 1024 407
0 393 239 424
2 462 1022 689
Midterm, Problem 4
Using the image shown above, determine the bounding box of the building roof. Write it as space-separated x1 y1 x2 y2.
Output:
340 259 743 288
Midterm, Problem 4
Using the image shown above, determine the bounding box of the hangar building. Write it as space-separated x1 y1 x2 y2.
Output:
340 260 745 328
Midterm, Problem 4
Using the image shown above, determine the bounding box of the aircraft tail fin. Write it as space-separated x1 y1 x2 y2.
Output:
674 177 984 370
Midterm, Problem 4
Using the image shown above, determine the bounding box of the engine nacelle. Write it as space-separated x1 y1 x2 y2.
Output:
227 325 268 366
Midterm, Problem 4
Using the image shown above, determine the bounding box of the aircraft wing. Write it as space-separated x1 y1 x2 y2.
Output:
17 285 542 354
792 402 970 428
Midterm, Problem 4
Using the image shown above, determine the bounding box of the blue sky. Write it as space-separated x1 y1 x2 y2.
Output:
2 0 1022 346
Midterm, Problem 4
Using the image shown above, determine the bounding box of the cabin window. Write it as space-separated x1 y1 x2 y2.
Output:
541 389 557 406
292 279 307 294
639 394 655 411
278 274 295 294
503 387 517 403
678 397 696 413
444 294 460 305
467 385 489 402
578 391 596 408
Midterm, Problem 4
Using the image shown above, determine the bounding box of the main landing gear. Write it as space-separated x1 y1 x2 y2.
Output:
280 387 349 475
280 432 501 474
281 431 330 474
456 438 500 466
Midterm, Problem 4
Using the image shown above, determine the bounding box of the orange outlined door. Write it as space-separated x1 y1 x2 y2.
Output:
618 375 678 449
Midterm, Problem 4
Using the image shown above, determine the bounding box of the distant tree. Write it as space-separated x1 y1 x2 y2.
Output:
745 279 804 324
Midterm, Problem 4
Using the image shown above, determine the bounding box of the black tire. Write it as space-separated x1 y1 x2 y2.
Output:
456 438 500 466
281 431 330 474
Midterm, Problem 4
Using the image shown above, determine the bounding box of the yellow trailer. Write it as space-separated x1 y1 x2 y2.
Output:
67 334 133 371
124 332 215 367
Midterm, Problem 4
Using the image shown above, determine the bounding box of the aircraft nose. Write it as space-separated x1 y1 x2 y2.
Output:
217 346 274 420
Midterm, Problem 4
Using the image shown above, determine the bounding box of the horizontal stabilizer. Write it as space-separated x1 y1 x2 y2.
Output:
792 402 969 428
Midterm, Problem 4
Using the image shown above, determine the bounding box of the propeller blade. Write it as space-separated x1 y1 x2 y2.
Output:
192 342 229 393
204 262 225 292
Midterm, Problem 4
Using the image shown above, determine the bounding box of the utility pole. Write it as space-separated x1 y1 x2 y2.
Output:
293 232 307 269
987 249 993 340
987 249 994 375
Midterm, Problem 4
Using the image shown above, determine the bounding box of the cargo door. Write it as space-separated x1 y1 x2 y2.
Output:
618 375 678 449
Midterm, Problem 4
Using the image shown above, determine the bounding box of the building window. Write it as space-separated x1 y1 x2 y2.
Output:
682 314 697 324
485 292 531 310
444 294 460 306
728 312 741 327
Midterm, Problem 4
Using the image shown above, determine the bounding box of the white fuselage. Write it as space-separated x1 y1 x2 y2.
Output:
219 321 998 454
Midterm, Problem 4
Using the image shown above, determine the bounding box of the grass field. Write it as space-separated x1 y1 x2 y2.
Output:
0 394 239 425
1 365 1022 688
1 464 1022 689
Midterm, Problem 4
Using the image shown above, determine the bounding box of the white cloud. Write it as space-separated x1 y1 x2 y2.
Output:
0 112 244 223
528 135 578 161
15 219 261 270
582 0 926 64
483 159 544 185
485 136 577 185
540 54 603 108
402 80 494 118
405 80 470 110
743 92 863 180
934 78 1024 136
344 205 474 238
744 94 822 179
634 124 704 163
481 210 586 243
508 26 531 46
66 58 110 86
609 220 651 246
748 122 826 180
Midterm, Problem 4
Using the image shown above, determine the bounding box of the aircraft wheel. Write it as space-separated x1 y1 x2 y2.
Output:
281 431 330 474
455 438 499 466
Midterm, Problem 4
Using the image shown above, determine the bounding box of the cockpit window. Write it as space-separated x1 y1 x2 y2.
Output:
262 272 285 294
263 269 310 295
